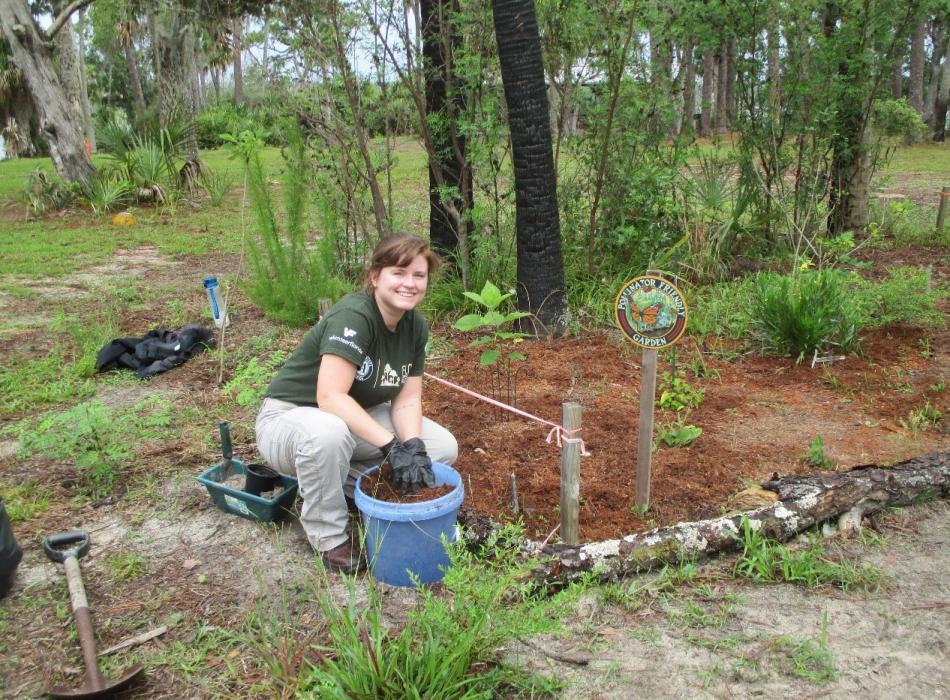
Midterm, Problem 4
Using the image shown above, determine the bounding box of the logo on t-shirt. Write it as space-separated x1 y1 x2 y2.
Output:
356 356 374 382
344 327 357 338
379 363 401 387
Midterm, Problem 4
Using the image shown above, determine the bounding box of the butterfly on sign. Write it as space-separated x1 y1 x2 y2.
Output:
627 301 662 327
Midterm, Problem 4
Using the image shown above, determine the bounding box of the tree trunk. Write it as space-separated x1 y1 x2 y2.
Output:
890 60 903 99
725 34 737 124
0 0 94 184
828 120 871 234
181 24 199 160
700 48 715 136
123 37 147 120
926 20 947 134
680 36 696 135
933 30 950 141
492 0 567 336
456 451 950 587
210 66 221 102
767 21 782 114
421 0 472 270
909 20 926 115
232 16 243 105
75 8 95 152
52 0 93 151
156 7 186 126
715 45 728 131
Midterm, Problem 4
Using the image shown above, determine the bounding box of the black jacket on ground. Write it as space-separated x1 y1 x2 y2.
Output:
96 324 214 379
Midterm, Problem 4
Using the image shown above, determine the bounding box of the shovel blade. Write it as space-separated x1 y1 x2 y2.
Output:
47 664 143 698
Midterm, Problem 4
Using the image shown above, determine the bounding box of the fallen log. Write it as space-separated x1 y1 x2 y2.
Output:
458 451 949 587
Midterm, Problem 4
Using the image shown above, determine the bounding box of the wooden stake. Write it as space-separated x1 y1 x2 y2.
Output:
560 402 582 545
318 298 332 320
510 472 520 515
636 348 658 509
937 186 949 233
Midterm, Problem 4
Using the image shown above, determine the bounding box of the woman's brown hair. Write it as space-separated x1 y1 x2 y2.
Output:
364 234 441 286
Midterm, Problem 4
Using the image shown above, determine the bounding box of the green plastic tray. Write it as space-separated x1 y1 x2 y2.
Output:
197 459 298 522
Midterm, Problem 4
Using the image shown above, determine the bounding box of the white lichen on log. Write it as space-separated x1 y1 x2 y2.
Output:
457 451 949 587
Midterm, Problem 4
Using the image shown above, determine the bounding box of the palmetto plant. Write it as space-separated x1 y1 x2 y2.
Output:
82 173 133 217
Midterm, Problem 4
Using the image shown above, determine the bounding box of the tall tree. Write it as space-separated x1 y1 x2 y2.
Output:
492 0 566 335
824 0 920 234
420 0 473 267
0 0 95 183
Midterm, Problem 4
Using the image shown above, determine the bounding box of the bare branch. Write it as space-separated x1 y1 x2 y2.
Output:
46 0 94 41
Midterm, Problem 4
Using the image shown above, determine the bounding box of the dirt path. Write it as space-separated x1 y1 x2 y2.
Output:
507 501 950 699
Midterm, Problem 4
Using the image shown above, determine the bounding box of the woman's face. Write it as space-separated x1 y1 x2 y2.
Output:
371 253 429 321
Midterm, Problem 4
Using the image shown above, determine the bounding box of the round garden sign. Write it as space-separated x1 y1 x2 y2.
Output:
614 274 689 349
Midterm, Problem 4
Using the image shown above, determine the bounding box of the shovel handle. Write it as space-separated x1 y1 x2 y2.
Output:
43 530 91 563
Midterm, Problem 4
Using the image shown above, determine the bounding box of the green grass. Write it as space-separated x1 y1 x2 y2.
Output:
881 141 950 173
0 481 51 522
732 518 884 591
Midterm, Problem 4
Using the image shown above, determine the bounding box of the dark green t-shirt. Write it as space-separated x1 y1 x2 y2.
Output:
265 290 427 408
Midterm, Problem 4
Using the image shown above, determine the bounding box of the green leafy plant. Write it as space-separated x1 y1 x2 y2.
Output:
14 397 173 500
752 270 860 362
804 436 835 469
452 281 531 366
81 173 134 216
199 166 233 206
0 481 50 522
658 419 703 447
223 351 289 407
658 371 704 412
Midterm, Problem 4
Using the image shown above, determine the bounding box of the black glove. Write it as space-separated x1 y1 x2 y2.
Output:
381 437 434 494
403 438 436 489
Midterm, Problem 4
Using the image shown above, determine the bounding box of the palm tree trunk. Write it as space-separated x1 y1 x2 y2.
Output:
492 0 566 336
124 39 147 120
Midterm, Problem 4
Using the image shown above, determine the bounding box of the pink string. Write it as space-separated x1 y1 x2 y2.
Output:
424 372 591 456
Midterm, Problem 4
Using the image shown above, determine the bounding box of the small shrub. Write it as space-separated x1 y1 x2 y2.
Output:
452 281 530 367
14 397 173 500
752 270 859 362
804 436 835 469
81 173 134 216
658 371 704 412
199 167 233 206
20 169 76 216
851 266 945 329
239 125 348 326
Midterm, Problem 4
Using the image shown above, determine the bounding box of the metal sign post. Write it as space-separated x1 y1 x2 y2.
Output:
614 274 689 510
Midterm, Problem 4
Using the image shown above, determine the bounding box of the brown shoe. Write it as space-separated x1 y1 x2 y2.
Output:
321 541 366 574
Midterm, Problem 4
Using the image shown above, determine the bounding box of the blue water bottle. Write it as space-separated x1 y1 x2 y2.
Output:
203 276 229 328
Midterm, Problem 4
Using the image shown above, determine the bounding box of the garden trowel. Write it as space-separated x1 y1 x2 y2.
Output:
218 421 234 482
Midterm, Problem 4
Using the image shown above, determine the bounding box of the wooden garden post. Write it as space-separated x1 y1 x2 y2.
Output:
560 402 581 545
636 349 658 509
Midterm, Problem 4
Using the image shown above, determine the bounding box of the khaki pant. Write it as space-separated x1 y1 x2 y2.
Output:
255 398 458 552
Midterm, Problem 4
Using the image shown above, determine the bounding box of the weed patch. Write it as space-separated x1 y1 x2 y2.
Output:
732 518 884 591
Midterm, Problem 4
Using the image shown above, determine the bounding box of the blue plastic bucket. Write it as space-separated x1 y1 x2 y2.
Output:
354 462 464 587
